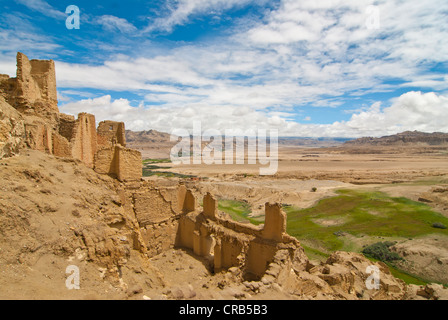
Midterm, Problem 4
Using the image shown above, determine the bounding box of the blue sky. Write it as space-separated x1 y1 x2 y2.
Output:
1 0 448 137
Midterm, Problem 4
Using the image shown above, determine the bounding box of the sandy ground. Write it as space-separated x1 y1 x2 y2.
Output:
2 144 447 299
151 147 448 182
146 146 448 216
141 145 448 285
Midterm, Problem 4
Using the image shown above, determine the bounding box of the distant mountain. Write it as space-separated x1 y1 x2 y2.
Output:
344 131 448 147
125 129 349 147
278 136 350 147
125 129 173 144
125 129 176 159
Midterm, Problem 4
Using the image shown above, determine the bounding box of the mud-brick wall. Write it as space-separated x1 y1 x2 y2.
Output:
94 147 117 176
24 122 53 154
71 113 97 168
13 52 58 112
243 240 278 280
116 145 141 181
133 187 182 257
97 121 126 150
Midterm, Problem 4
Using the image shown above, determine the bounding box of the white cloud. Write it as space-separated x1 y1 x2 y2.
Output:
144 0 258 33
7 0 447 138
15 0 65 19
96 15 137 34
299 92 448 137
59 91 448 138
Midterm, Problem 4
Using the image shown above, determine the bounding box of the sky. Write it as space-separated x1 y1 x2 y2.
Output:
0 0 447 137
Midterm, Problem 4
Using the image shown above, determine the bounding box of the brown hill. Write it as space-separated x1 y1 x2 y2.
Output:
125 129 172 144
344 131 448 147
125 129 176 159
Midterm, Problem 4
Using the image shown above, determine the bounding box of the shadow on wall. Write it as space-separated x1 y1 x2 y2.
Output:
174 187 294 281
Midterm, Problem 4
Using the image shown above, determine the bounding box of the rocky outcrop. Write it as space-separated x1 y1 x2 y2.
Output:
390 237 448 284
0 96 25 159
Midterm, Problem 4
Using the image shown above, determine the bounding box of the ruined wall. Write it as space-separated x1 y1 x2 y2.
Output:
97 120 126 149
94 147 117 176
125 185 183 257
262 203 286 241
70 113 97 168
24 118 53 154
0 53 142 181
116 145 142 181
0 96 24 159
94 145 142 181
52 132 72 158
173 190 298 279
1 52 58 113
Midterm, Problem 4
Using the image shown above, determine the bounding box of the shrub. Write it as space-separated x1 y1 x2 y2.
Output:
432 222 447 229
361 241 403 263
311 187 317 192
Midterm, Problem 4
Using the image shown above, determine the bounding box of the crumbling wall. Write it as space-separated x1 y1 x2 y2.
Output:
0 96 25 159
1 52 58 113
244 240 278 280
173 190 299 279
123 185 183 258
52 132 72 158
70 113 97 168
97 120 126 150
262 203 286 241
24 119 53 154
94 147 117 176
116 145 141 181
133 188 177 225
0 52 142 181
178 185 196 213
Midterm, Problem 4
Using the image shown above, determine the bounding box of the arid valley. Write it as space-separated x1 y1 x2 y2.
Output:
0 52 448 301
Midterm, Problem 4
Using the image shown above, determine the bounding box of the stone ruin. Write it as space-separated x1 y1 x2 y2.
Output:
0 52 141 181
0 52 300 280
122 182 308 283
0 53 413 299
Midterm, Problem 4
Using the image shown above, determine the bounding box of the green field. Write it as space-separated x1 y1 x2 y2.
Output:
285 189 448 252
284 189 448 285
142 158 172 164
142 158 197 178
211 189 448 285
217 199 264 226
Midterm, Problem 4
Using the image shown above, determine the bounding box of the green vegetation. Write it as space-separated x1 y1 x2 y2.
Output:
142 158 172 164
432 222 447 229
285 189 448 252
218 199 264 226
387 264 429 286
142 158 197 179
361 241 403 263
285 189 448 285
365 256 429 286
301 244 330 261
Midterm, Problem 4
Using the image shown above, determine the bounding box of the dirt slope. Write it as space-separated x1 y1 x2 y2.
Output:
0 150 163 299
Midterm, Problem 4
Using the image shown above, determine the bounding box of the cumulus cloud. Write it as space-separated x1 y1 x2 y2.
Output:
59 91 448 138
298 92 448 137
6 0 447 138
